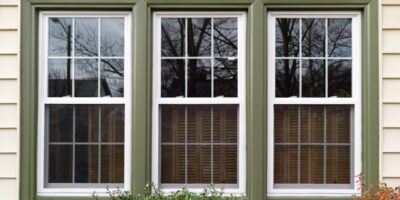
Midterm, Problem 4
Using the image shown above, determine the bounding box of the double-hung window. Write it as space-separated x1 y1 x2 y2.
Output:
37 12 131 195
267 12 361 196
152 12 246 194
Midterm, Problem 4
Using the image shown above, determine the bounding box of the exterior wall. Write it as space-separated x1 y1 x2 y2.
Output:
381 0 400 187
0 0 19 199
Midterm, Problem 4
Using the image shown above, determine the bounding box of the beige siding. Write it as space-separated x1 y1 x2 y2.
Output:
0 0 19 199
381 0 400 188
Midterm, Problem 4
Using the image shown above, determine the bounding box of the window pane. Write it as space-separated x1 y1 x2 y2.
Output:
48 18 72 57
48 59 72 97
276 59 299 97
75 59 98 97
49 145 73 183
300 106 324 143
100 59 124 97
101 105 125 143
214 58 237 97
187 145 212 183
48 105 73 143
214 18 238 57
214 145 237 184
326 146 350 184
302 59 325 97
161 59 185 97
75 105 99 142
187 105 211 143
161 105 186 143
328 18 352 57
101 18 124 57
188 59 212 97
161 145 185 183
274 145 298 184
300 145 324 184
302 18 325 57
74 18 98 57
188 18 211 57
75 145 99 183
101 145 124 183
328 60 352 97
214 105 237 143
327 105 351 143
161 18 185 57
274 105 298 143
276 18 299 57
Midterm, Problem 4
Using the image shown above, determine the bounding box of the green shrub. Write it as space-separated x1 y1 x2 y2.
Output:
93 183 246 200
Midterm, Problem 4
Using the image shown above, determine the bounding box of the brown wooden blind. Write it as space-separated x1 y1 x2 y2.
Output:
274 105 351 185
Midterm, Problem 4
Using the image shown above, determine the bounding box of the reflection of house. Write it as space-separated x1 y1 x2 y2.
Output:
48 79 119 97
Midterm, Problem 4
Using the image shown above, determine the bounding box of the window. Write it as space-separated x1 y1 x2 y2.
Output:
267 12 361 196
37 12 131 195
152 12 246 194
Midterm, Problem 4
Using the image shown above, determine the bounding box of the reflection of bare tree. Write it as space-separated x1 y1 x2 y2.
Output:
328 19 351 57
276 59 298 97
48 18 124 97
161 18 238 97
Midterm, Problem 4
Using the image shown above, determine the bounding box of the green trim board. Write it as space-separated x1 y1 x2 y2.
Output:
19 0 379 199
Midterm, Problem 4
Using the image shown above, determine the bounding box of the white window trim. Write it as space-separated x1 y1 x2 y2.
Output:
267 11 362 197
37 11 132 197
151 11 246 195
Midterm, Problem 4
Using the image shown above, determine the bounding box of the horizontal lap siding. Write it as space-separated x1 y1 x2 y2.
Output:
381 3 400 187
0 0 19 200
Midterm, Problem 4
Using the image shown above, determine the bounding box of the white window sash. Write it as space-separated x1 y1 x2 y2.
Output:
151 11 247 195
267 11 362 197
37 11 132 196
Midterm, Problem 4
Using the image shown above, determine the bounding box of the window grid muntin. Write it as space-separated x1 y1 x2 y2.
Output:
269 12 360 194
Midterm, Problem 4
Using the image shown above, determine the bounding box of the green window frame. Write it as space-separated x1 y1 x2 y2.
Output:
20 0 378 199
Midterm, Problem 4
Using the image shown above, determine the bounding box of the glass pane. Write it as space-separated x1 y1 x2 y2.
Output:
274 145 298 184
188 59 212 97
276 59 299 97
75 105 99 142
75 145 99 183
48 105 73 143
213 105 238 143
188 18 211 57
328 18 352 57
300 145 324 184
326 146 350 184
75 59 98 97
101 145 124 183
213 145 237 184
161 59 185 97
302 18 325 57
161 145 185 183
48 145 73 183
161 18 185 57
75 18 98 57
187 145 211 183
276 18 299 57
214 18 238 57
214 58 237 97
328 60 352 97
187 105 211 143
274 105 299 143
48 59 72 97
327 105 351 143
101 105 125 143
300 106 324 143
100 59 124 97
48 18 72 56
161 105 186 143
302 59 325 97
101 18 124 57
